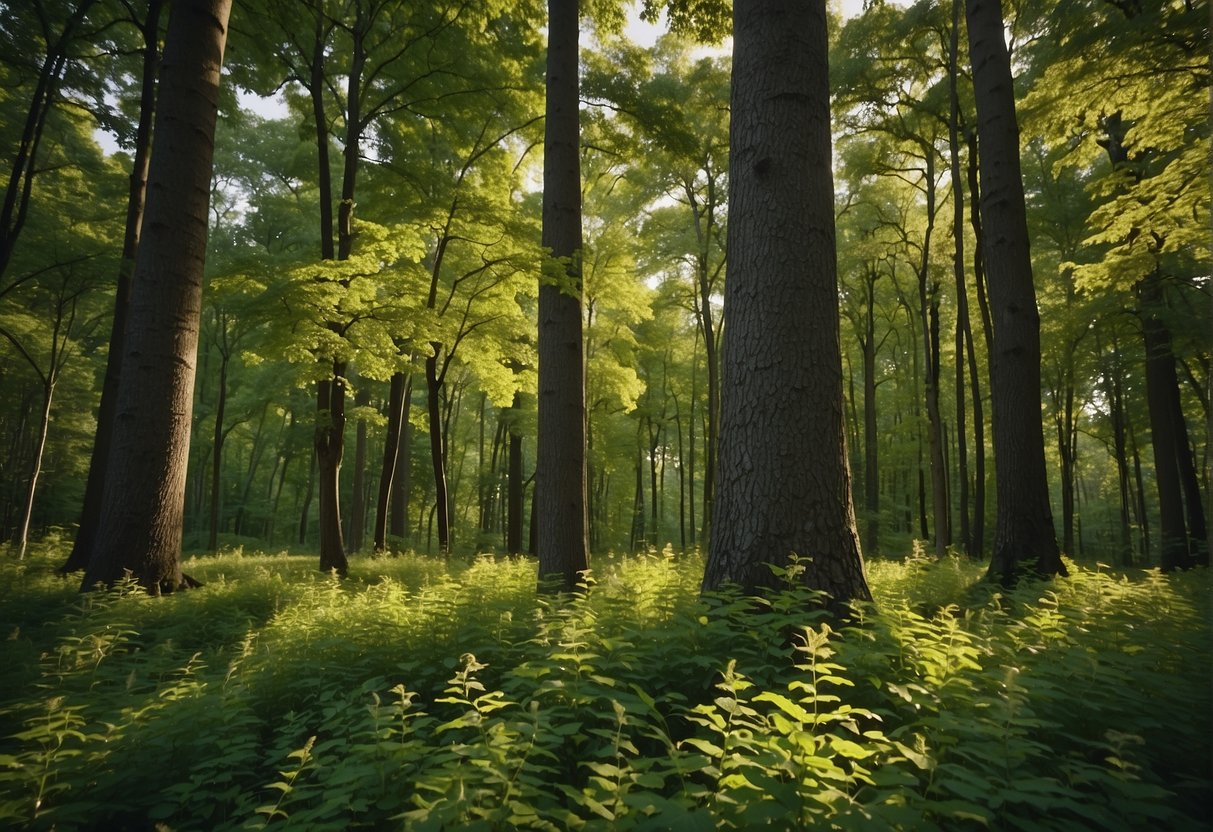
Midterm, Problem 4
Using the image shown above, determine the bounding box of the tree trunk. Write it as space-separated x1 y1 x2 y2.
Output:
426 353 450 554
63 0 163 573
966 0 1063 581
315 367 348 575
704 0 871 605
862 269 880 555
207 350 229 551
375 371 407 551
81 0 232 593
348 383 370 552
391 382 413 542
507 391 524 554
948 0 972 556
536 0 590 589
1139 272 1202 569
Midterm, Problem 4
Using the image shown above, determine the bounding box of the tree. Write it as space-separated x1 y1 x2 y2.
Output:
62 0 164 574
703 0 871 604
965 0 1063 582
536 0 590 589
81 0 233 592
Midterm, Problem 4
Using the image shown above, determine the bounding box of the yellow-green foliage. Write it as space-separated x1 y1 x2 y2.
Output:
0 548 1208 830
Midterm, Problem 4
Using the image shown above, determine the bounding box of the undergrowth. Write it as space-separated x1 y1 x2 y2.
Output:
0 545 1208 830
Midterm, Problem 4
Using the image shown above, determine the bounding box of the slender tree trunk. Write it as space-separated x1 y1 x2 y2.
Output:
507 391 524 554
299 445 316 545
13 383 54 560
391 382 413 542
63 0 163 573
916 157 949 556
82 0 232 593
631 428 645 551
349 383 369 552
966 0 1063 581
862 269 880 555
536 0 590 589
705 0 871 604
375 371 407 551
425 354 450 553
207 350 229 551
948 1 972 555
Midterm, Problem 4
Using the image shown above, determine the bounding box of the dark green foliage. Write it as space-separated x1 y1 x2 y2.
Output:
0 547 1208 829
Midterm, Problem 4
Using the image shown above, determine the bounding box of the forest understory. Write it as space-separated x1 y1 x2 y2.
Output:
1 544 1209 830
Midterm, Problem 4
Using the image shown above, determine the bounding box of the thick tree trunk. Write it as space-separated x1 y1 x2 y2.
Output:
81 0 232 593
966 0 1063 581
63 0 162 574
536 0 590 589
704 0 871 605
1139 272 1202 570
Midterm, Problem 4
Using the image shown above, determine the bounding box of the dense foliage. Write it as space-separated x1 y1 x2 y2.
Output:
1 545 1208 829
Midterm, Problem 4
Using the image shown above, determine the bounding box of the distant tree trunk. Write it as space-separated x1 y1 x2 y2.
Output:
299 445 316 545
425 353 451 554
375 371 407 551
348 383 370 552
207 348 230 551
966 0 1063 581
536 0 590 589
391 383 413 542
860 267 880 555
507 391 524 554
1104 334 1135 565
63 0 163 574
631 429 645 551
704 0 871 604
81 0 232 593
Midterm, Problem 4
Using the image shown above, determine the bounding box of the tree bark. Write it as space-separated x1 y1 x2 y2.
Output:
507 391 524 554
315 366 349 575
425 353 451 554
966 0 1063 581
704 0 871 605
348 383 370 552
536 0 590 589
81 0 232 593
948 0 972 556
391 383 413 542
374 371 407 550
63 0 163 574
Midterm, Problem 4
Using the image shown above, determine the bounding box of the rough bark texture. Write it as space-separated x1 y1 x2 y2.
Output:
536 0 590 590
703 0 871 605
81 0 232 593
966 0 1063 581
63 0 162 574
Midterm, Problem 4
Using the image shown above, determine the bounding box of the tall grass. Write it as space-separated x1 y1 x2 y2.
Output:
0 545 1208 830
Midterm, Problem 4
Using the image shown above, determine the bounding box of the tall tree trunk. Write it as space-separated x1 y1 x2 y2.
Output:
349 383 370 552
861 268 880 555
207 349 229 551
631 428 645 552
374 371 407 551
63 0 163 573
81 0 232 593
391 382 413 542
916 154 950 556
299 445 316 545
704 0 871 604
426 353 450 554
1139 271 1202 569
948 0 972 555
315 367 348 574
966 0 1063 581
536 0 590 589
507 391 524 554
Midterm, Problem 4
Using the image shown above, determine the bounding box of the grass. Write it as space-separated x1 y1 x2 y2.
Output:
0 542 1209 830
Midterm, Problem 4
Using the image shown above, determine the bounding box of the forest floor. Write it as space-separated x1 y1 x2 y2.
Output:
0 544 1209 830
